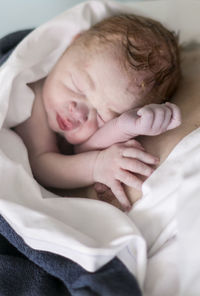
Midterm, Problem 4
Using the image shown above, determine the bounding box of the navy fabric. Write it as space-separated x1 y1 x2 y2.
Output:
0 29 33 65
0 215 142 296
0 31 142 295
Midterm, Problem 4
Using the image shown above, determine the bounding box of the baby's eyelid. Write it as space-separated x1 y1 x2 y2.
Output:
71 75 83 94
71 82 82 94
97 111 103 120
96 112 105 126
67 86 82 97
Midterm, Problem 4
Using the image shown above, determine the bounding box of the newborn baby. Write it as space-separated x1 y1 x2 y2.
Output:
14 14 181 210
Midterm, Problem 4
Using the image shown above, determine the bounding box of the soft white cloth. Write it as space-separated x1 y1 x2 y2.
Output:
0 0 200 295
131 127 200 296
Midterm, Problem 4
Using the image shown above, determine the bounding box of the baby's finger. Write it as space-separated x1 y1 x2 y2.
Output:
165 102 182 130
116 169 143 191
120 158 153 176
122 147 159 164
111 180 131 211
137 106 155 128
151 106 166 131
159 106 172 130
124 139 145 150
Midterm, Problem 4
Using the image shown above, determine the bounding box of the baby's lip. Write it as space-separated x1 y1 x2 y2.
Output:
56 113 79 131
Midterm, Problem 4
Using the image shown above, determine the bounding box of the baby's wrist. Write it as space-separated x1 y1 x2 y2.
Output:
92 150 102 183
116 113 136 139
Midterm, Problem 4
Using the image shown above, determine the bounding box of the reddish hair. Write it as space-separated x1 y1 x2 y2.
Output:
75 14 181 103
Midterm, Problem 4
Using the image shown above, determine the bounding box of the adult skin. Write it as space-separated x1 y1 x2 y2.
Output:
55 44 200 208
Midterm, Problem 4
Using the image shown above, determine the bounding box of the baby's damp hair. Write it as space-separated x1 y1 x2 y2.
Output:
76 14 181 103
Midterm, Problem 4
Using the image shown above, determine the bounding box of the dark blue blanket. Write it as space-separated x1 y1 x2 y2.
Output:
0 31 142 296
0 29 33 65
0 215 141 296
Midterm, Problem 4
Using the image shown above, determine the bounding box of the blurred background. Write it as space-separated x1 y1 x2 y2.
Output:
0 0 146 38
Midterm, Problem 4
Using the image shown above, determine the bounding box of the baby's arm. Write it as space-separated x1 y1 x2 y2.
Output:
75 115 130 153
76 102 181 153
15 118 158 210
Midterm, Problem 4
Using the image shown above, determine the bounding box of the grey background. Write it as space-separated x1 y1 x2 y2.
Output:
0 0 143 38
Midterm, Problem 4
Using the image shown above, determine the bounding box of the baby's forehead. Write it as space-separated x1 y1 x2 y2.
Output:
69 39 150 111
101 76 145 114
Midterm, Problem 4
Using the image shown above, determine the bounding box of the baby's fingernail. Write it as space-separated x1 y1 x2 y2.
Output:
154 157 160 163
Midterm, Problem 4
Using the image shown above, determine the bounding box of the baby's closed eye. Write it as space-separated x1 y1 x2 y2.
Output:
96 112 105 127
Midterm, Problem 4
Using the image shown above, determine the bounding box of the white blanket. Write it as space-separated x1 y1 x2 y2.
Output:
1 0 200 295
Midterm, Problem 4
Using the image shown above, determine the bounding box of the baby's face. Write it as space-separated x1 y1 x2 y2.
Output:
43 40 142 144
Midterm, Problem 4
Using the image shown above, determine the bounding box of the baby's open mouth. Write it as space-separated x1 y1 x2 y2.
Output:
56 114 79 131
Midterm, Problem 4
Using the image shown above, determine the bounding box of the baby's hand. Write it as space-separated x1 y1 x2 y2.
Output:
94 183 124 210
93 139 159 211
118 102 181 137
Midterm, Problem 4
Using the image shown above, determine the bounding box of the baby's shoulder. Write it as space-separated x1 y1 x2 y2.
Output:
28 79 47 119
28 78 45 101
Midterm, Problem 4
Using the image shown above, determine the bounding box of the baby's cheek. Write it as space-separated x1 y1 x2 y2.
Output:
65 119 98 144
87 118 98 133
78 119 98 142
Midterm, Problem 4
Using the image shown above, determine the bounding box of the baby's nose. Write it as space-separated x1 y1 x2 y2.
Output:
68 101 89 123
